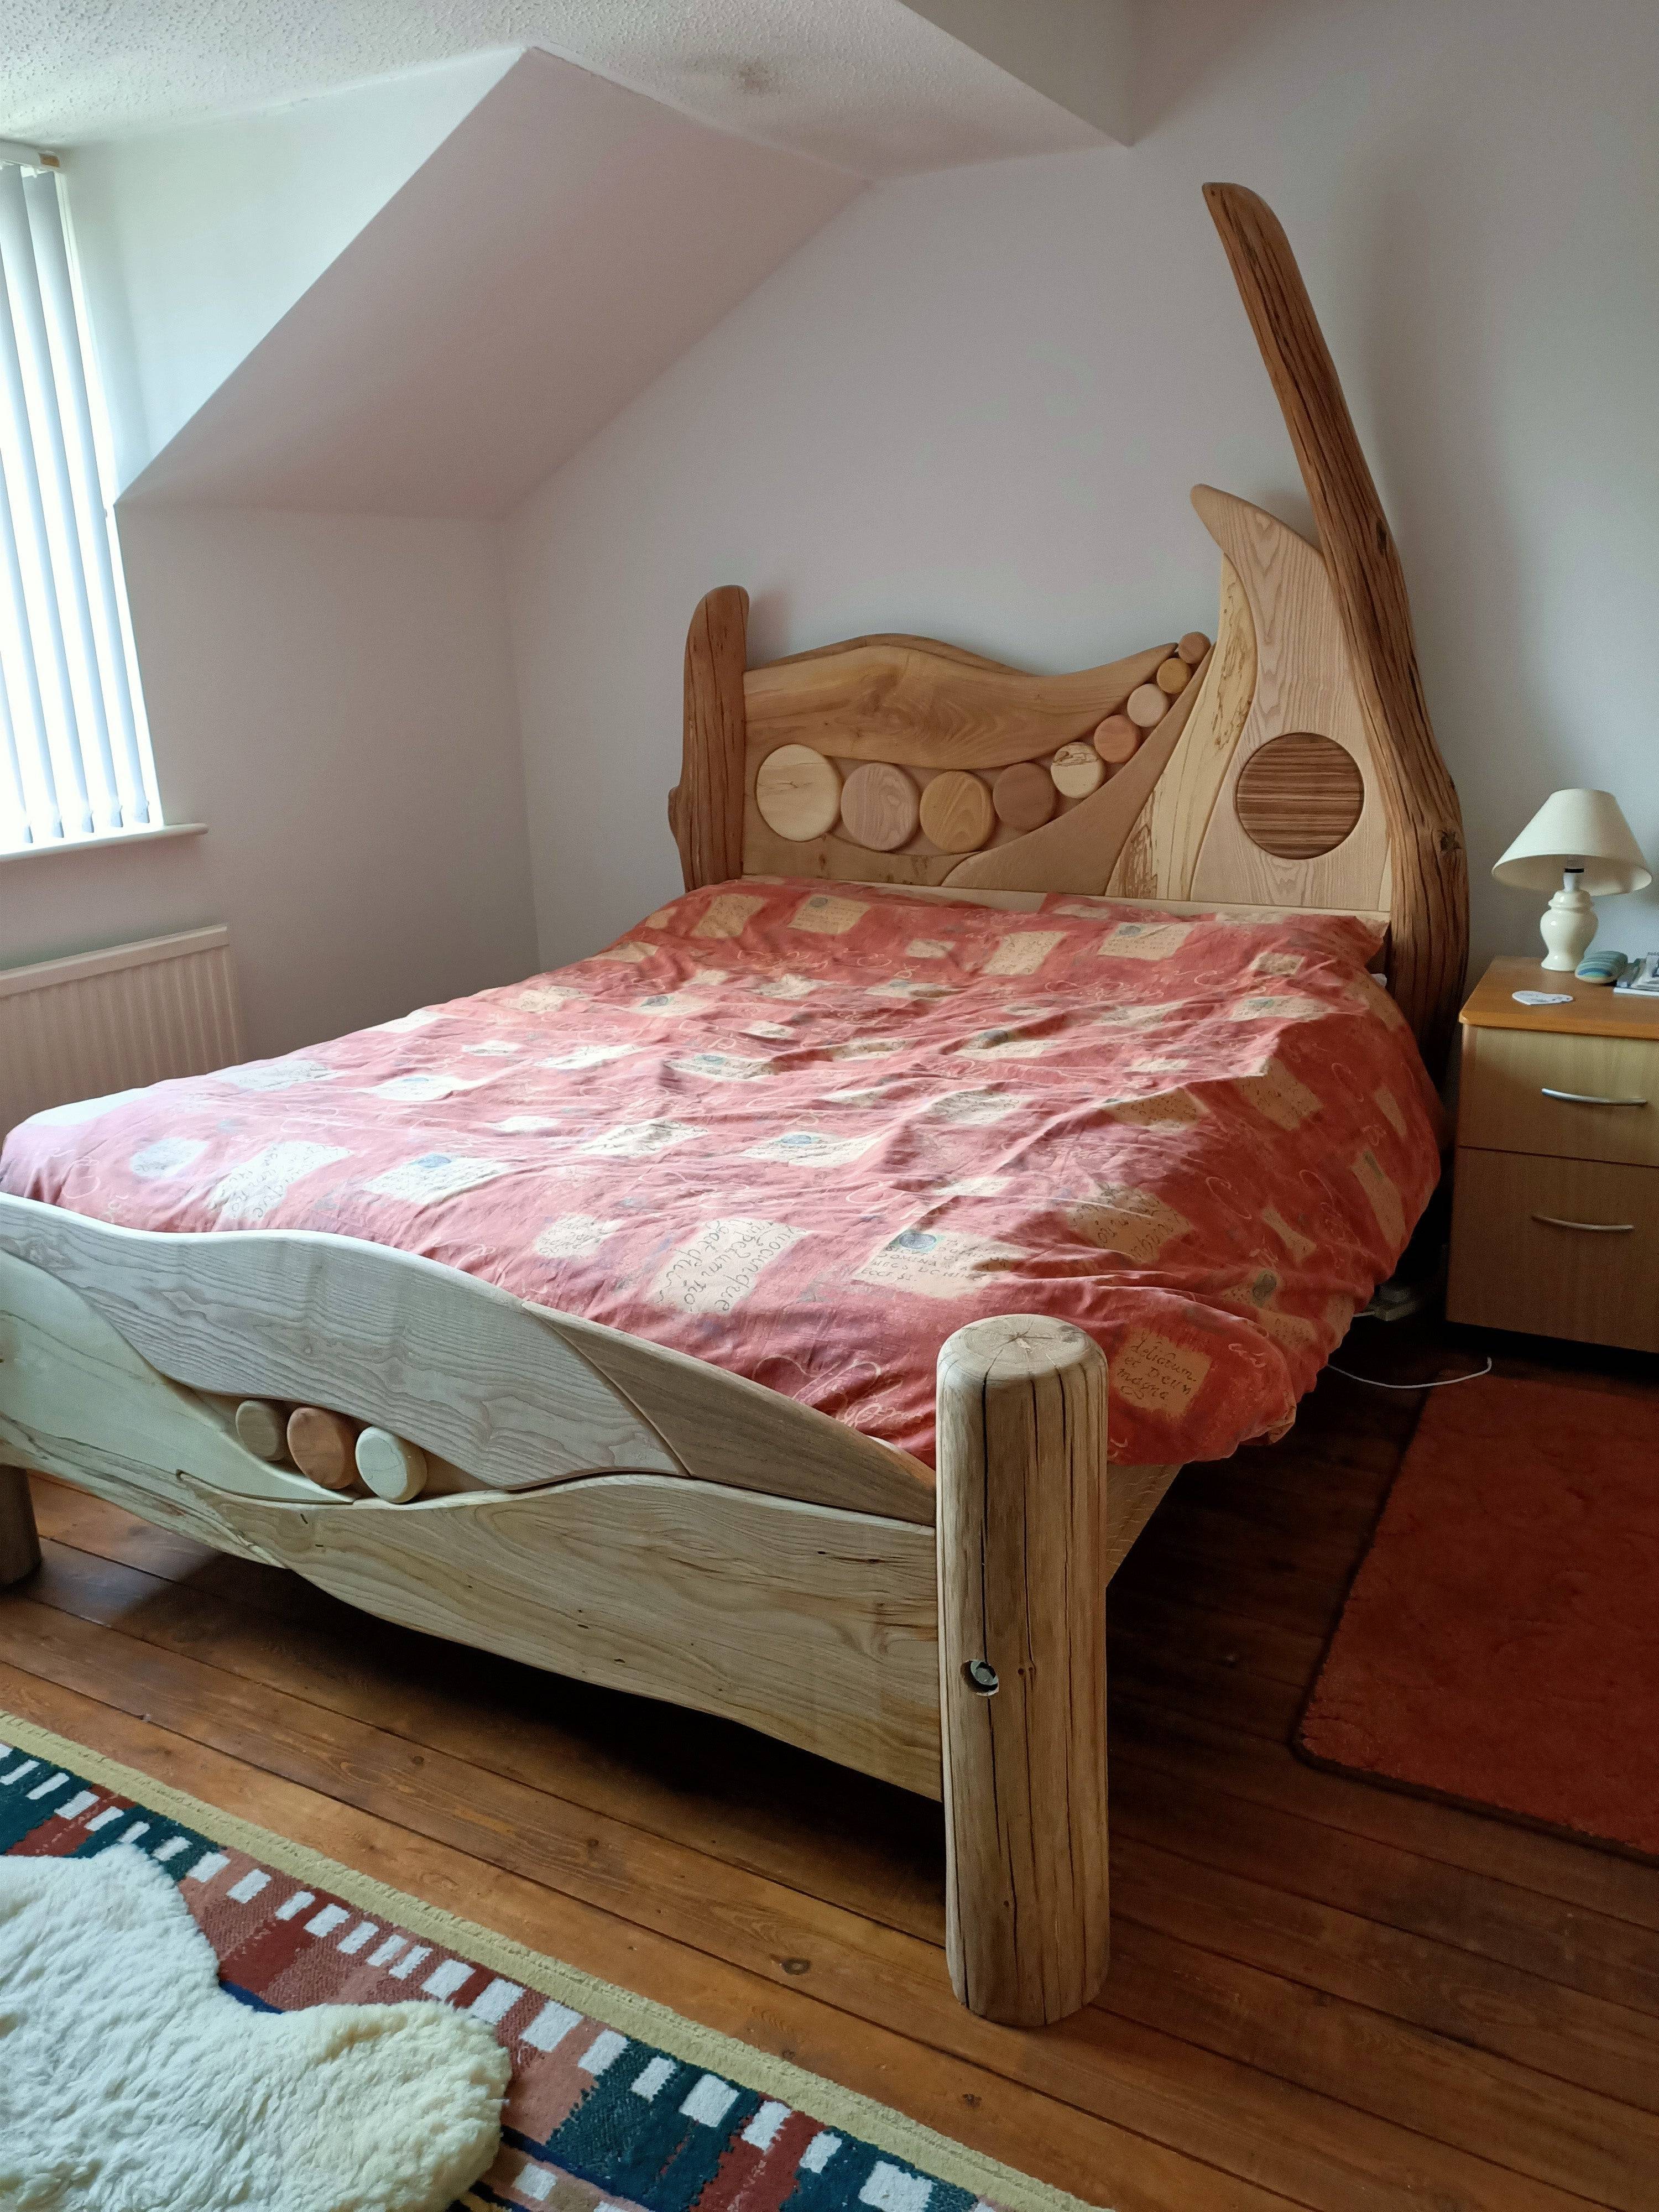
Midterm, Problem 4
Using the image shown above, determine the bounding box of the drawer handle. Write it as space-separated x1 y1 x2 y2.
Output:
1539 1087 1648 1107
1532 1213 1636 1233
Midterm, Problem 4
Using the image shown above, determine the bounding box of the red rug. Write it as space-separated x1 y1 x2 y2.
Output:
1297 1374 1659 1858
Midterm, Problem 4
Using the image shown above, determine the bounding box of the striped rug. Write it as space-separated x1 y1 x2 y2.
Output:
0 1712 1104 2212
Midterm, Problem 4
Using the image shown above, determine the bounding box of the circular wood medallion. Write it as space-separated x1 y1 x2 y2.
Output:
840 760 920 851
1177 630 1211 665
1155 656 1191 696
1235 731 1365 859
1092 713 1140 765
1050 742 1105 800
1126 683 1169 729
755 744 842 841
992 760 1056 832
919 770 995 853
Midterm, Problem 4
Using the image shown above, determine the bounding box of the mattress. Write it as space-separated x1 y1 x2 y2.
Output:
0 880 1444 1470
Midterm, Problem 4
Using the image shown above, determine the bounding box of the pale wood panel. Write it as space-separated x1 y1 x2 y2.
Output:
1446 1148 1659 1354
744 639 1172 772
0 1249 338 1562
1204 183 1468 1076
1460 1026 1659 1168
1187 490 1392 916
1108 558 1258 900
852 883 1386 926
1460 958 1659 1041
545 1306 936 1526
200 1474 944 1797
744 818 960 889
944 649 1211 893
0 1193 679 1492
937 1316 1110 2025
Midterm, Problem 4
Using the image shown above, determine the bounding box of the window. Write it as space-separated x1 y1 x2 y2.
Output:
0 147 159 854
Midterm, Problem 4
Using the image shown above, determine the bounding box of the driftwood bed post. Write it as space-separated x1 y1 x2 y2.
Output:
936 1317 1111 2026
0 1467 39 1584
1202 182 1469 1078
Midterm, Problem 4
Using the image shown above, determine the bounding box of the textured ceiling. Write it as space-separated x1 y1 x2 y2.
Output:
0 0 1112 175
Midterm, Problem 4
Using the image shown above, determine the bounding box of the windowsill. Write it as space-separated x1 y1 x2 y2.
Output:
0 822 207 868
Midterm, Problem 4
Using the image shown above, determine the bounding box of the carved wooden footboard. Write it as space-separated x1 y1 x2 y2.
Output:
0 1191 1176 2025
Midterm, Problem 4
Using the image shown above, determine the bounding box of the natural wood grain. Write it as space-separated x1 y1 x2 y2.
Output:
285 1405 358 1490
546 1305 936 1526
754 742 843 841
1049 740 1105 799
1126 684 1170 729
936 1316 1109 2025
1460 1024 1659 1167
0 1194 680 1493
199 1474 943 1795
1204 182 1468 1075
0 1466 39 1584
1178 632 1212 665
232 1398 286 1462
946 648 1212 893
918 770 995 853
354 1426 427 1503
1093 714 1141 766
1447 1148 1659 1353
671 585 749 891
1107 560 1257 902
1186 488 1391 916
1460 956 1659 1039
1235 732 1365 859
743 638 1171 773
990 760 1056 831
1155 657 1191 697
0 1249 343 1547
839 760 921 851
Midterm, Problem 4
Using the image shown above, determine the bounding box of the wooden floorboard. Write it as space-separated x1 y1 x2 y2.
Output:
4 1341 1656 2211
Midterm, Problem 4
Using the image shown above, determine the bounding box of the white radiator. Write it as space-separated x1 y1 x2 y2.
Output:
0 926 244 1140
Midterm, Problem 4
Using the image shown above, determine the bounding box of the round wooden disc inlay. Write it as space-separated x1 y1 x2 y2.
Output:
1235 731 1365 859
755 744 842 842
992 760 1056 832
840 760 920 851
919 770 995 853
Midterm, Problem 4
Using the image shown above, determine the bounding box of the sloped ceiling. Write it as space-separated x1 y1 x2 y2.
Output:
2 0 1118 176
122 52 864 518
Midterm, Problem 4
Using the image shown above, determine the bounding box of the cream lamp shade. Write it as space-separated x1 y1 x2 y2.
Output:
1492 788 1651 970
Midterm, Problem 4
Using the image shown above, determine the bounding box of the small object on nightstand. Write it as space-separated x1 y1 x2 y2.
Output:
1575 949 1632 986
1491 789 1650 971
1619 953 1659 995
1448 956 1659 1355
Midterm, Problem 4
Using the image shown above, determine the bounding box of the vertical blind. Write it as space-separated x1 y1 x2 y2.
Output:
0 155 157 853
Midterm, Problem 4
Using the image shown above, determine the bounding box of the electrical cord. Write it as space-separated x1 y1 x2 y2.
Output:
1328 1357 1493 1391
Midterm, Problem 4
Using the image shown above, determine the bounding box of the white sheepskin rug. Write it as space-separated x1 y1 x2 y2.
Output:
0 1843 510 2212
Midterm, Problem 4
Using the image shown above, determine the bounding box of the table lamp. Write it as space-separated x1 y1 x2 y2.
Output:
1491 789 1651 970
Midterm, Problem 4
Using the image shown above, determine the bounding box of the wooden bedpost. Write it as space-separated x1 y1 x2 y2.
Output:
936 1315 1110 2025
0 1466 40 1584
1203 182 1468 1079
670 585 749 890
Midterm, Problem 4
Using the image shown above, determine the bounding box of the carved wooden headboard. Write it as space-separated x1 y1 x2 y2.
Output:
667 186 1468 1075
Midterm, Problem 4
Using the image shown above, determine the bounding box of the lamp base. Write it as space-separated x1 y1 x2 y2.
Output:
1540 886 1597 972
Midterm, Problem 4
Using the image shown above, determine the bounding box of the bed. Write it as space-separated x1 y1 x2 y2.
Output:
0 186 1468 2028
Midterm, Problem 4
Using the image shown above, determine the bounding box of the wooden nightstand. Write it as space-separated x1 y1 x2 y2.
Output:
1447 956 1659 1352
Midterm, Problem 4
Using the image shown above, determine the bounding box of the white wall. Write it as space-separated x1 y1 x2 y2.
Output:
65 51 517 490
506 0 1659 985
4 508 537 1055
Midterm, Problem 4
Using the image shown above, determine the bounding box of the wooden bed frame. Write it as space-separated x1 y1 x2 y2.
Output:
0 188 1467 2028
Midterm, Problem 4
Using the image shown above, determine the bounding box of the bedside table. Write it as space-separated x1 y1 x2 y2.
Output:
1447 956 1659 1353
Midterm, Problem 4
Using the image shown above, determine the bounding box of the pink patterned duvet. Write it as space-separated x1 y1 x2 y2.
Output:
1 881 1443 1469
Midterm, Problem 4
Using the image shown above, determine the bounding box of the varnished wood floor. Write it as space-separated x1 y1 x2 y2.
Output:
4 1334 1658 2212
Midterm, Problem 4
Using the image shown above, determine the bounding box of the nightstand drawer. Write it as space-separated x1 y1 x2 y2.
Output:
1460 1025 1659 1166
1447 1148 1659 1353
